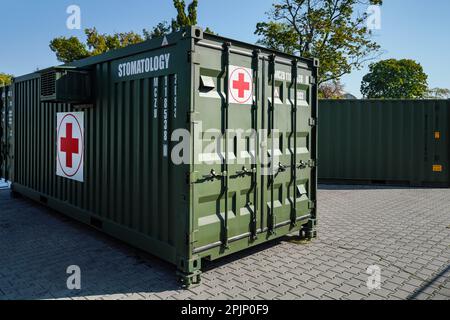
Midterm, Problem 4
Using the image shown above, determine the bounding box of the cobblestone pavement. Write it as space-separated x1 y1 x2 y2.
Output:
0 185 449 300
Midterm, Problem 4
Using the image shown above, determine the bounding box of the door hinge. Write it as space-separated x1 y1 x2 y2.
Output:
309 76 316 84
188 50 201 64
308 200 316 209
188 171 198 184
308 159 317 168
309 118 317 126
188 111 200 123
187 231 198 245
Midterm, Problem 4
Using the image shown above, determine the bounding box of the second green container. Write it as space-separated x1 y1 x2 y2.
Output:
319 99 450 186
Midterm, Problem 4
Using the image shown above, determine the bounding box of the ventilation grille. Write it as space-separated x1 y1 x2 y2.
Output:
41 71 56 97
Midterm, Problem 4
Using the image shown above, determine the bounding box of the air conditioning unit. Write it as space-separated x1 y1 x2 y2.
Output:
40 67 92 104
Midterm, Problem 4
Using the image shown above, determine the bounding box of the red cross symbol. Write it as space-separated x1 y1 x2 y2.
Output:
233 73 250 98
60 123 79 168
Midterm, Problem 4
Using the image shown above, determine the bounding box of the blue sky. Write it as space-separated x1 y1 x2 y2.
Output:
1 0 449 96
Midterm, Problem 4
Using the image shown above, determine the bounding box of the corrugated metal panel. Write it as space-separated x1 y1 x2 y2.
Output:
0 86 5 179
319 99 450 186
1 85 13 181
13 71 180 254
9 26 318 285
189 41 317 259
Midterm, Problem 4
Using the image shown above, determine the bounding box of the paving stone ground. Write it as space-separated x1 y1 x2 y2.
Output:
0 185 449 300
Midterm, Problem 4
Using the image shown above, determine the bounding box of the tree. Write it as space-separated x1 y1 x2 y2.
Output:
143 22 172 40
170 0 215 34
49 37 90 63
171 0 198 30
85 28 144 56
49 29 144 63
255 0 383 84
0 73 13 86
360 59 428 99
425 88 450 99
319 80 345 99
50 0 209 63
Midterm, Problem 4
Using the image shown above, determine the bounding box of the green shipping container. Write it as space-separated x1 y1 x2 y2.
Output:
1 27 318 286
319 99 450 187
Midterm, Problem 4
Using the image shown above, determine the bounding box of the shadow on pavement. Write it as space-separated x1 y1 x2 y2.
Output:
0 190 296 300
0 190 181 300
408 265 450 300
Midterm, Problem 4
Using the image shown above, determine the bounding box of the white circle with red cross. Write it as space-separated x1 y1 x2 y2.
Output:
229 65 253 104
56 112 84 182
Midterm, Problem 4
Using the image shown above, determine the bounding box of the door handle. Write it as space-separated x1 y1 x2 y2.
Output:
297 160 307 169
203 169 227 180
235 166 256 177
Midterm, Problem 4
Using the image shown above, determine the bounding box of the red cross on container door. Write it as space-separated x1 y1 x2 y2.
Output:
228 65 253 105
56 112 84 182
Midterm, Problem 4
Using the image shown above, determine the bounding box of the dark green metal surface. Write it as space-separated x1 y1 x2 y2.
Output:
7 26 318 285
39 67 92 103
319 99 450 186
0 85 14 182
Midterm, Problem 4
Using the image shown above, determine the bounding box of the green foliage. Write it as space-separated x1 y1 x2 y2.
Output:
85 28 144 55
361 59 429 99
170 0 215 34
255 22 298 54
49 28 144 63
255 0 383 84
0 73 13 86
171 0 198 30
49 36 90 63
50 0 212 63
143 22 172 40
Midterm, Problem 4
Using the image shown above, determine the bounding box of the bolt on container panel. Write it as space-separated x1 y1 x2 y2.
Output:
8 27 318 285
319 99 450 187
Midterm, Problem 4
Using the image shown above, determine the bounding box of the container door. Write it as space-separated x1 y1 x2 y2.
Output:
190 45 261 253
0 85 13 182
190 42 317 256
262 58 315 234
